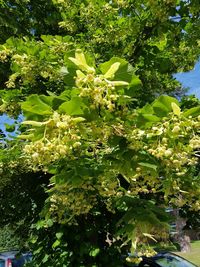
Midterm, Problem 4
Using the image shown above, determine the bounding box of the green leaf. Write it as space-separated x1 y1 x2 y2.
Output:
136 113 160 128
33 246 43 255
183 106 200 117
140 104 154 114
152 95 179 117
46 219 54 227
171 102 181 116
138 162 158 171
142 114 160 122
99 57 135 83
42 254 49 263
58 97 86 115
104 62 121 79
129 75 142 92
21 95 53 116
35 220 45 230
63 51 80 87
4 123 15 132
52 239 60 249
89 248 100 257
56 232 63 240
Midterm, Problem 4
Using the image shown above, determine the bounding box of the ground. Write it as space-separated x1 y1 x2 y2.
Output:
175 240 200 266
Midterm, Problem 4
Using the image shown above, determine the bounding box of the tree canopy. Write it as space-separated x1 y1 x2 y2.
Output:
0 0 200 266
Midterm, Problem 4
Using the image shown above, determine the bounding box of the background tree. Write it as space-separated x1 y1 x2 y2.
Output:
0 0 62 43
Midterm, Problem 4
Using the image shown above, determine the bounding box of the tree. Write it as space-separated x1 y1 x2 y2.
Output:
0 1 200 266
1 0 200 106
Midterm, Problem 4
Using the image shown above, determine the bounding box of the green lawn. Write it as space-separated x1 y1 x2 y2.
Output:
175 241 200 266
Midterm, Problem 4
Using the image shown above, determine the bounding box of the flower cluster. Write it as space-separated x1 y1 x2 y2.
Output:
129 114 200 177
0 48 11 62
97 175 119 198
5 50 64 88
75 71 120 111
5 73 19 88
68 51 129 111
125 113 200 206
23 112 83 169
49 184 96 223
0 101 21 116
47 170 122 223
191 200 200 211
5 53 37 87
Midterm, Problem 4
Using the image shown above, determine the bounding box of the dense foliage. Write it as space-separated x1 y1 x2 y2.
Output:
1 0 200 106
0 0 200 266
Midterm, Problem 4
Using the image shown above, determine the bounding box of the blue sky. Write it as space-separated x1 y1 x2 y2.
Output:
174 61 200 98
0 115 15 136
0 114 22 138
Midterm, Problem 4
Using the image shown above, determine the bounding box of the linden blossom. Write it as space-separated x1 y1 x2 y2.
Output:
22 112 83 169
75 71 128 111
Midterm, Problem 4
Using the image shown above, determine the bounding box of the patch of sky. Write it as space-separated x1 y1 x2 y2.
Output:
0 114 23 139
174 61 200 99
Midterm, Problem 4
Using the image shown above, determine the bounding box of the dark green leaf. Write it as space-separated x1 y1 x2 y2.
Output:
4 123 15 132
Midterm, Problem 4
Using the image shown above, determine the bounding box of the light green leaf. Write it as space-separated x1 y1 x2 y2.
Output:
46 219 54 227
42 254 49 263
89 248 100 257
143 233 157 242
18 134 34 140
21 95 53 116
52 239 60 249
60 66 69 75
171 102 181 116
59 97 85 115
76 70 86 79
138 162 158 171
56 232 63 240
109 80 129 86
72 117 85 123
183 106 200 117
104 62 121 79
21 120 48 127
69 50 95 73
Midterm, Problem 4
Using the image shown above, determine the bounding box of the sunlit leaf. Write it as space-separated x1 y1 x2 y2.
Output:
171 102 181 116
104 62 121 79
